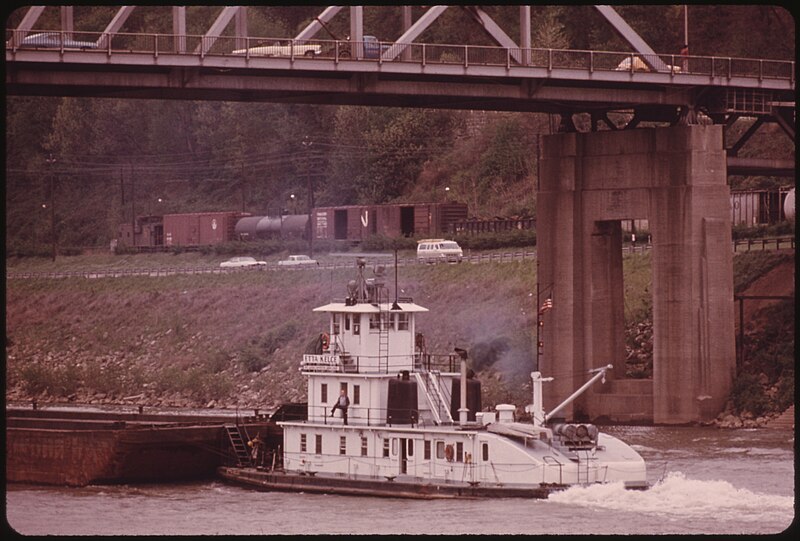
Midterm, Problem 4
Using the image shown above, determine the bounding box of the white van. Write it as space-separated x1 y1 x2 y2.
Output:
417 239 463 263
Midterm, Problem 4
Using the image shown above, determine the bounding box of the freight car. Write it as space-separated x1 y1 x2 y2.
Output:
311 202 468 241
234 214 309 240
118 211 248 249
730 188 793 226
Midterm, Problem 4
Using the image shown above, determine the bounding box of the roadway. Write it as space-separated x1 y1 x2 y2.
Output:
6 237 794 280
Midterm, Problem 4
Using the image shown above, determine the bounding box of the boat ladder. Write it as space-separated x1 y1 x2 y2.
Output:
576 450 596 485
377 289 390 372
414 369 454 425
224 425 252 467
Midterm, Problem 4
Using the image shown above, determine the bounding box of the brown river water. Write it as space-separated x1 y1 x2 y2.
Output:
5 425 794 535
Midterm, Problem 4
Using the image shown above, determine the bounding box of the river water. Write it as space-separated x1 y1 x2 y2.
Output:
6 426 794 535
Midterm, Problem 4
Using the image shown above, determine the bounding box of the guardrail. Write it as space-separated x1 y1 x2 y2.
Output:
5 29 795 84
6 238 794 280
733 236 795 252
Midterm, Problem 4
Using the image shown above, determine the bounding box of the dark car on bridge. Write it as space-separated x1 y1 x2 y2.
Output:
19 32 97 50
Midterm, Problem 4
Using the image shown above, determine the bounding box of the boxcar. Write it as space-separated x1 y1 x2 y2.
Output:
164 211 246 246
312 202 467 241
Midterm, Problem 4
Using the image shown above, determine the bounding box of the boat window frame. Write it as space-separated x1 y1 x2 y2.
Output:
353 384 360 405
321 383 328 404
315 434 323 455
300 433 307 453
424 440 431 460
481 441 489 462
397 312 409 331
435 440 445 460
383 438 390 458
339 435 347 455
361 436 368 457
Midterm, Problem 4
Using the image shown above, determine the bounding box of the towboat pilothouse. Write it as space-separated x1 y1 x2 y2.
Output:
218 259 648 498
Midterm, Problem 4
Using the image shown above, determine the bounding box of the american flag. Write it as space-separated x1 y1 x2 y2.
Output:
539 297 553 313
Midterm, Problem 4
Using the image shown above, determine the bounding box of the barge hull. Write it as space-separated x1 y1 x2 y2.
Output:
217 466 557 499
6 409 279 486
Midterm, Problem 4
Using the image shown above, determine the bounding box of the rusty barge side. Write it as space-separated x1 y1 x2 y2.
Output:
5 408 280 486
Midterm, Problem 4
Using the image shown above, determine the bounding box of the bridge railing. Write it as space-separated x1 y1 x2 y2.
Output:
7 29 795 83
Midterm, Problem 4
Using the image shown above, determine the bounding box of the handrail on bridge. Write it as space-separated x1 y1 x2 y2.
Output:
5 29 795 84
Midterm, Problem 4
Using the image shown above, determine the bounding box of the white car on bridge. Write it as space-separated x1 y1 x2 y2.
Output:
232 40 321 58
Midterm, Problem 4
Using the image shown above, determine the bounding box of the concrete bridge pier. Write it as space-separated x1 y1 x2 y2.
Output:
537 125 735 425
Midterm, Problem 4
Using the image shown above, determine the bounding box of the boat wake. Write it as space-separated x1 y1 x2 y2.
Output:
548 471 793 523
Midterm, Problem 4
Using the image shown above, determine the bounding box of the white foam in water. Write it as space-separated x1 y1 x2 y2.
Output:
549 471 794 523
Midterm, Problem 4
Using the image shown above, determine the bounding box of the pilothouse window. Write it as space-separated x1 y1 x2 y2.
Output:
397 313 409 331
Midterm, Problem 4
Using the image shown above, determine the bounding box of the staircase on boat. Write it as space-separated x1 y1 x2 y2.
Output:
225 425 252 466
377 286 390 373
415 369 454 425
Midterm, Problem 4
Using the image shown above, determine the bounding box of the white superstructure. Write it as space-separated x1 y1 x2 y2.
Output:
276 259 648 491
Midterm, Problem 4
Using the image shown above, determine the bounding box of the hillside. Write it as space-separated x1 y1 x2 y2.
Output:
5 251 794 424
5 259 540 411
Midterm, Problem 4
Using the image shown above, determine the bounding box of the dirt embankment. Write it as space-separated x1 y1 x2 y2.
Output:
717 256 795 428
737 258 795 327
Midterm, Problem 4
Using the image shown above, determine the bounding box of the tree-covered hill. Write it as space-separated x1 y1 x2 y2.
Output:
5 5 795 253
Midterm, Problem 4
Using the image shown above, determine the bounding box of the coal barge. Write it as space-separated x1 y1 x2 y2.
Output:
6 406 285 486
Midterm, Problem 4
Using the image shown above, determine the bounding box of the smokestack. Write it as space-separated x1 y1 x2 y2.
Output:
455 348 469 425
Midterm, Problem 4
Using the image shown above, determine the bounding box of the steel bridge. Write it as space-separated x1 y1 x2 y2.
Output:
5 5 795 176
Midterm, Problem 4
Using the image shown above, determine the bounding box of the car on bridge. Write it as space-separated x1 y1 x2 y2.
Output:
19 32 97 50
615 56 680 73
232 40 322 58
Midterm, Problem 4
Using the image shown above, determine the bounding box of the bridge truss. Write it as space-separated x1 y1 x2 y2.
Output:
5 5 795 176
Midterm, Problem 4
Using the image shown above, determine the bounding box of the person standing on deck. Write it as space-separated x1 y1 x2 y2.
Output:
331 389 350 425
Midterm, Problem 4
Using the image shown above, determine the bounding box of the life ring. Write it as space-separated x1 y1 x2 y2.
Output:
321 332 330 351
444 444 454 462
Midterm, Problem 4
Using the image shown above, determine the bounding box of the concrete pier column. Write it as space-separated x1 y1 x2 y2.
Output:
538 125 735 424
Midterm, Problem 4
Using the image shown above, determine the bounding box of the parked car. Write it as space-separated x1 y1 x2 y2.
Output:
417 239 463 264
278 255 318 266
232 40 322 57
19 32 97 50
220 256 267 268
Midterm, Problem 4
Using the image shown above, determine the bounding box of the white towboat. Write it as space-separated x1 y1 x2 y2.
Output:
218 259 647 498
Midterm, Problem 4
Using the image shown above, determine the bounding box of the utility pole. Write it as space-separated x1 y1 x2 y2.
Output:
130 163 136 248
240 161 246 213
302 136 314 258
46 154 57 261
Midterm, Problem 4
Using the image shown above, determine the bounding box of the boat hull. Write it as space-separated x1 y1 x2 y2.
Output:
217 466 559 499
6 408 277 486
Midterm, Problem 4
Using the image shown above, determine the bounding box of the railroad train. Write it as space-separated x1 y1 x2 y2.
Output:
118 202 471 249
117 189 792 250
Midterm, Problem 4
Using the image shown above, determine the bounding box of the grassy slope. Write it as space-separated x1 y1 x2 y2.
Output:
6 259 540 410
5 251 794 415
